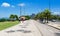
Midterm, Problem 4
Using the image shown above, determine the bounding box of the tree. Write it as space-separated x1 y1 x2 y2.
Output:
58 16 60 20
0 18 6 22
9 14 15 21
25 15 31 20
15 15 19 20
34 9 51 23
51 15 57 20
34 12 44 19
43 9 51 23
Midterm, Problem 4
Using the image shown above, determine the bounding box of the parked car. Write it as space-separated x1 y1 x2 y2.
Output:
51 20 56 22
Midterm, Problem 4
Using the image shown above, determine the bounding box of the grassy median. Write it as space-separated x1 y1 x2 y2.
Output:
0 21 19 30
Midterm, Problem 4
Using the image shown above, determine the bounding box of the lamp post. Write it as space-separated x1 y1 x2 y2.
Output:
19 3 25 21
20 6 22 17
19 3 25 17
49 0 50 10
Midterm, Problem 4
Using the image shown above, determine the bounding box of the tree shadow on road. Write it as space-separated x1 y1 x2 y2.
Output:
17 29 32 33
6 30 15 33
6 29 32 33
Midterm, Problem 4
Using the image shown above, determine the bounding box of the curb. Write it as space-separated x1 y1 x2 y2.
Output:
47 24 60 30
36 20 60 30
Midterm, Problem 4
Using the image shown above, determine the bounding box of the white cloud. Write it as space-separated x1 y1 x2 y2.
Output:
1 2 10 7
18 3 25 7
53 12 60 15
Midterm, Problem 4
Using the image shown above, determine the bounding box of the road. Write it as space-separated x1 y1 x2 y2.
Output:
54 21 60 25
31 20 60 36
0 20 60 36
0 20 41 36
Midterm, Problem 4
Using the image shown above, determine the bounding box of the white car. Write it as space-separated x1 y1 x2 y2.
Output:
52 20 56 22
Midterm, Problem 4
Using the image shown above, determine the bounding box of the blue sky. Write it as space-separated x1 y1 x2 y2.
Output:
0 0 60 18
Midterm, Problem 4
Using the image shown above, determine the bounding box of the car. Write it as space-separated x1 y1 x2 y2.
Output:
51 20 56 22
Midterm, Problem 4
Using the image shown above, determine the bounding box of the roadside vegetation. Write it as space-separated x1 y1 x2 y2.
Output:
0 21 19 30
0 14 31 30
0 14 19 30
34 9 60 23
0 9 60 30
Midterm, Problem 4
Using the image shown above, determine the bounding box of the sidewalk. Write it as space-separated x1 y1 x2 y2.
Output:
0 21 41 36
48 21 60 30
37 20 60 30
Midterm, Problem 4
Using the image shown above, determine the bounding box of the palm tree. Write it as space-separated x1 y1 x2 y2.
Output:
43 9 51 23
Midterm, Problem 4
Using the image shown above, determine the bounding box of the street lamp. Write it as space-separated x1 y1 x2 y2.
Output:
19 3 25 17
18 3 25 21
49 0 50 10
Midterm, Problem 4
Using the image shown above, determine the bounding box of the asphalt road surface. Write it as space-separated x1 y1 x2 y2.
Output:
0 20 60 36
31 20 60 36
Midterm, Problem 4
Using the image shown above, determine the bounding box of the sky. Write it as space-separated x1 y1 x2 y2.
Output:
0 0 60 18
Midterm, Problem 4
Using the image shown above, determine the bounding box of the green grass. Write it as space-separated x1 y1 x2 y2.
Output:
0 21 19 30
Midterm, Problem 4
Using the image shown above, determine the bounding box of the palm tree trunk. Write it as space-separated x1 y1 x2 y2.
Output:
47 16 48 23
